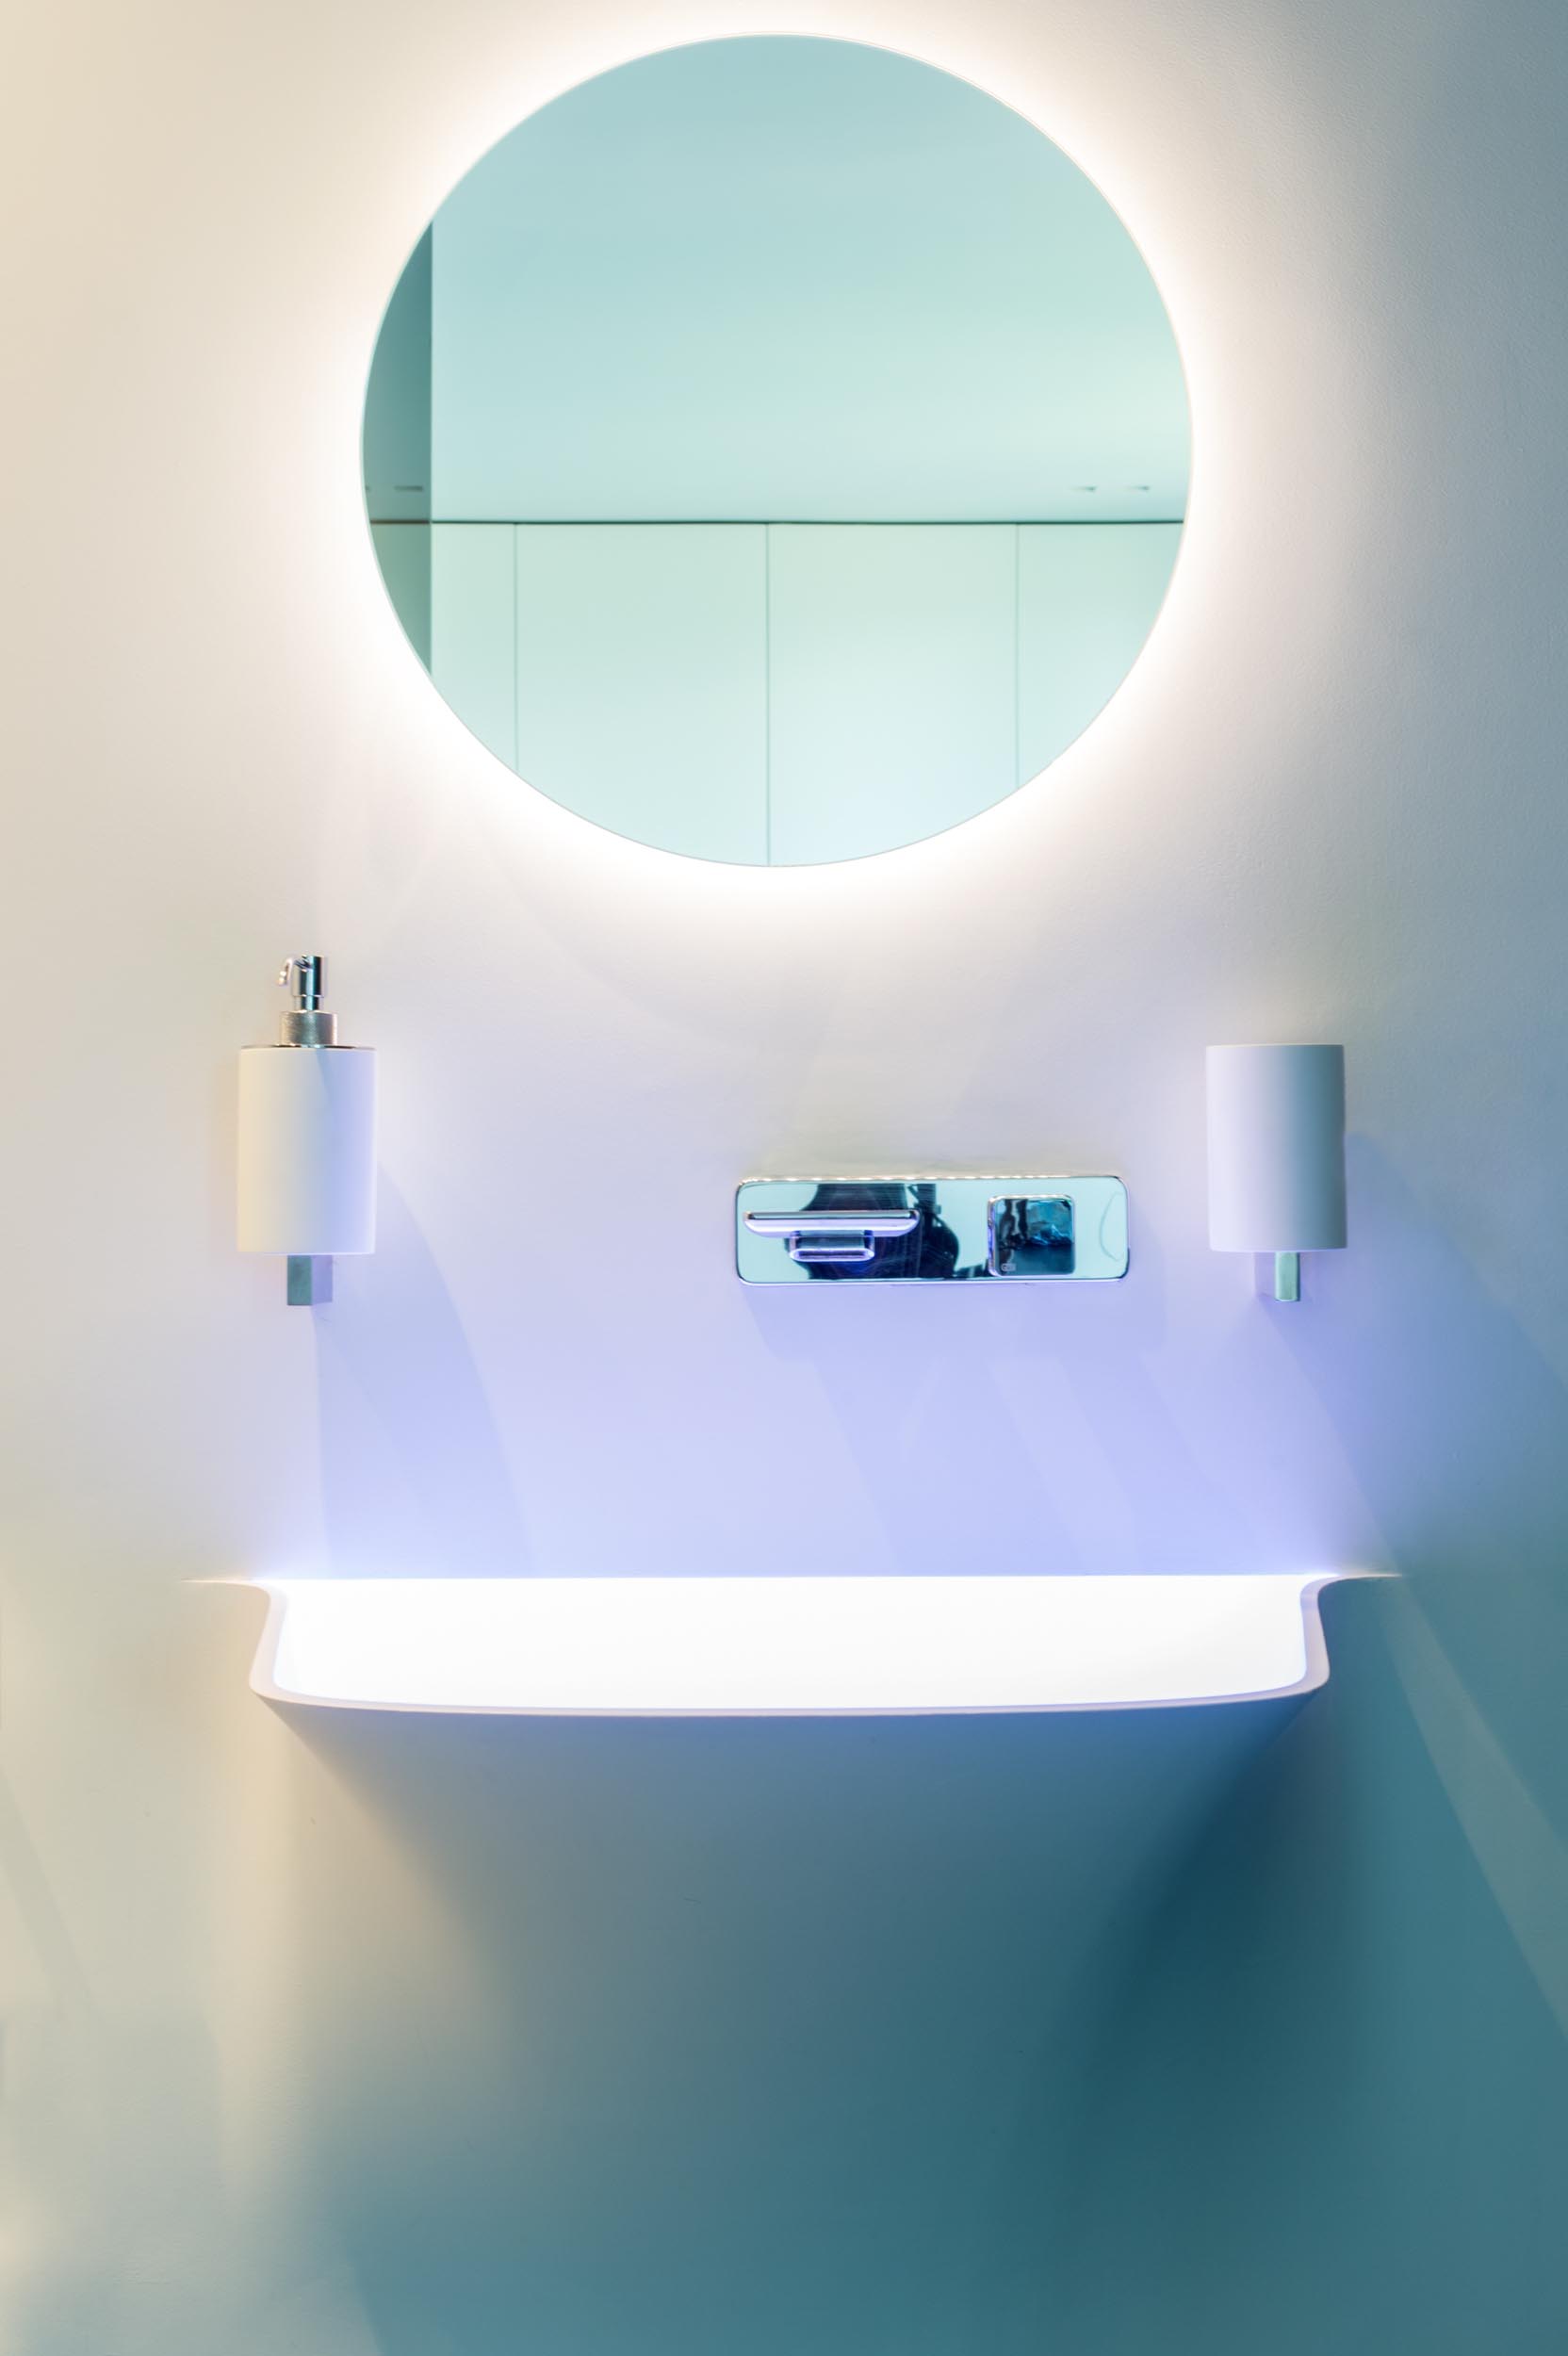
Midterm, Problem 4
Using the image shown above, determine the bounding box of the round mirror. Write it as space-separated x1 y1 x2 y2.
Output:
364 37 1188 865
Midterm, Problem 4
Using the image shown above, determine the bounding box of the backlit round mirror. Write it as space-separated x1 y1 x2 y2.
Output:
364 37 1188 864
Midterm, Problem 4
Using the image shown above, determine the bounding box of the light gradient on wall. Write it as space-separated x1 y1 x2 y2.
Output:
4 2 1568 2353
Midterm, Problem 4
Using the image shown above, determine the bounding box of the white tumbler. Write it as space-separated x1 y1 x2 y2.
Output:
238 957 376 1303
1206 1044 1346 1301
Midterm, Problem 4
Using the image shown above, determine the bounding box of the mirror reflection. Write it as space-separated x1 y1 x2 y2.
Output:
365 37 1188 864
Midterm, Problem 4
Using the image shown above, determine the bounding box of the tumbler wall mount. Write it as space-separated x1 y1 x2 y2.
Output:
1206 1044 1347 1302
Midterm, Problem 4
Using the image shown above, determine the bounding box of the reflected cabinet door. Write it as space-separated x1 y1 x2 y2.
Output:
514 525 768 861
766 526 1017 864
431 525 516 769
1018 523 1180 782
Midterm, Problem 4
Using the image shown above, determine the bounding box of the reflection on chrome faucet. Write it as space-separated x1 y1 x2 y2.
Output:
988 1195 1075 1277
789 1182 964 1282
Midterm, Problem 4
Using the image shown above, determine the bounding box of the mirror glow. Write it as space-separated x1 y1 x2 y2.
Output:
364 37 1189 863
251 1575 1343 1715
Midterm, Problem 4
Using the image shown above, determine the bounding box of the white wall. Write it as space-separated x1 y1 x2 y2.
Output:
4 3 1568 2352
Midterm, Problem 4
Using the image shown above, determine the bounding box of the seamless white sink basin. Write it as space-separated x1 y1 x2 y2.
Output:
245 1573 1360 1717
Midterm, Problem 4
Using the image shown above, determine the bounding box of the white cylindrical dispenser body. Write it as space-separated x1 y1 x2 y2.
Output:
1206 1044 1346 1252
237 1046 377 1255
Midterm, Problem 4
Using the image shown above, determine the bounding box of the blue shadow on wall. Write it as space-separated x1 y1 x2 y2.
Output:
313 1174 536 1579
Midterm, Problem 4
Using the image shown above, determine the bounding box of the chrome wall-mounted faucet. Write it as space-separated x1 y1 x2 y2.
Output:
735 1177 1128 1284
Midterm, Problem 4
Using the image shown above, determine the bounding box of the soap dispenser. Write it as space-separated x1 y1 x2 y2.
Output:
237 956 377 1304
